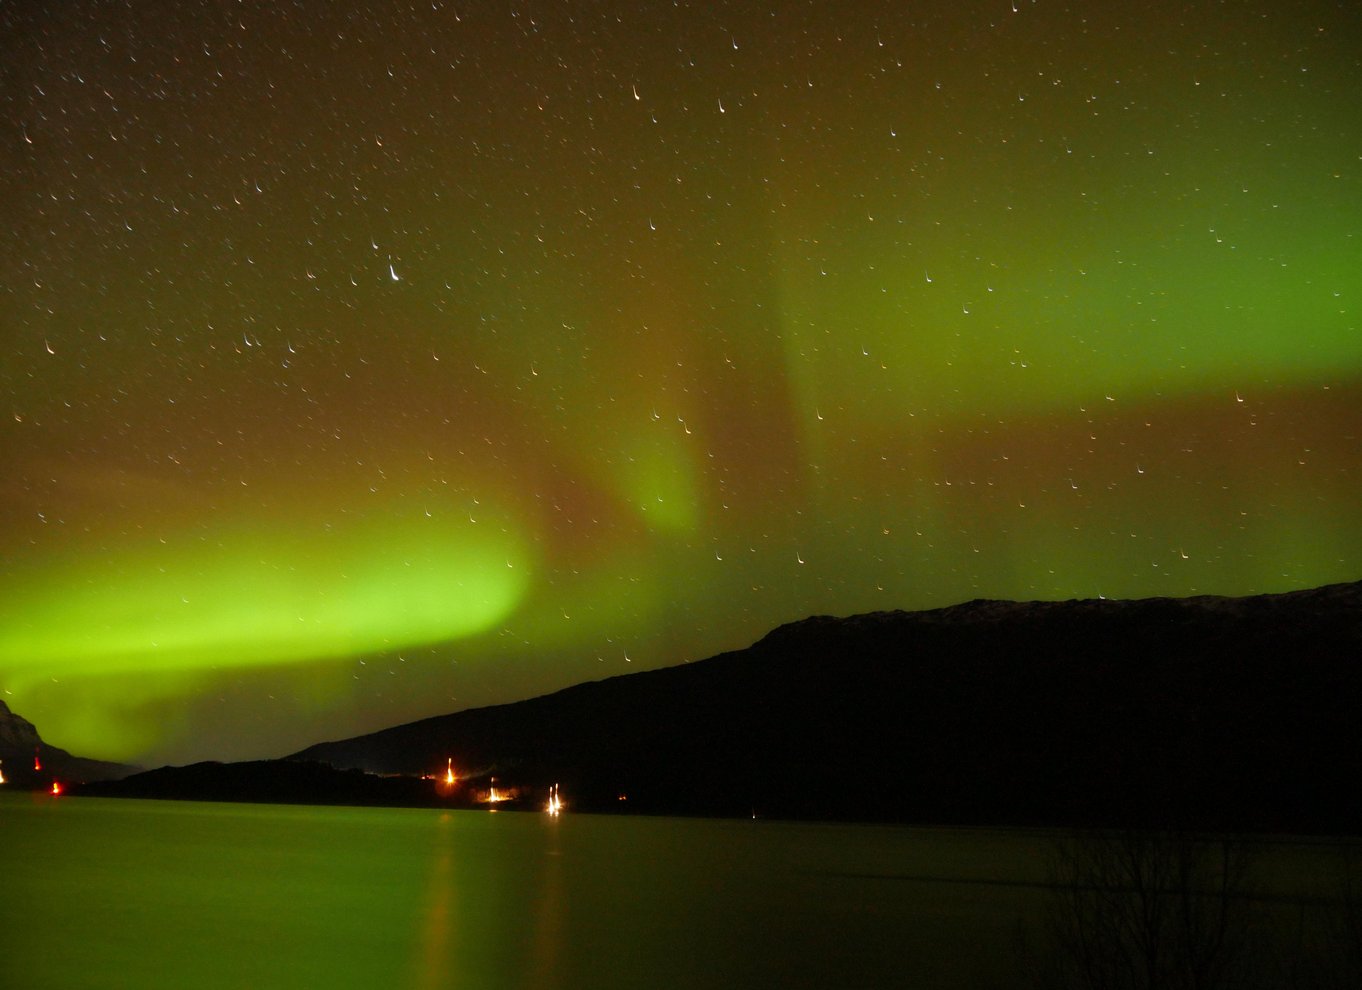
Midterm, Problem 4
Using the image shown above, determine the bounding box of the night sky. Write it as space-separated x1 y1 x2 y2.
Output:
2 1 1359 766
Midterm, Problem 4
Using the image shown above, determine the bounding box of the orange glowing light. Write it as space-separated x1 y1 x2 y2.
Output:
34 751 41 772
481 776 511 804
444 758 457 787
51 781 62 796
545 783 562 816
0 766 6 785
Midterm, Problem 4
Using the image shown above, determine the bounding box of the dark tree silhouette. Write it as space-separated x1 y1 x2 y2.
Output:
1034 830 1255 990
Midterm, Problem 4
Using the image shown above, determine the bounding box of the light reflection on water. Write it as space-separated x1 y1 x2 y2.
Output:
0 794 1347 989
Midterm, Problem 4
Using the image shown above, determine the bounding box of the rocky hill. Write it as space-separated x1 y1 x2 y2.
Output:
0 699 138 788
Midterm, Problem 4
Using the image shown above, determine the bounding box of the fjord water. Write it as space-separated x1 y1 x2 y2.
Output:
0 794 1347 989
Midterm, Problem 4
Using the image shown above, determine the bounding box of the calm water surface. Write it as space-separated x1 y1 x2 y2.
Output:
0 794 1346 989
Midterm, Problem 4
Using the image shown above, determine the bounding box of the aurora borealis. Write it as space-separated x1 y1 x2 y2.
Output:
2 1 1359 766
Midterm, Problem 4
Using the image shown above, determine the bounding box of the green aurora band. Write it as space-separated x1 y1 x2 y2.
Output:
1 0 1359 763
1 511 528 673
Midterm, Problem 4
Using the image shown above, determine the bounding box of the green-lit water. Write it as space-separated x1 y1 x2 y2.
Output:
0 794 1350 989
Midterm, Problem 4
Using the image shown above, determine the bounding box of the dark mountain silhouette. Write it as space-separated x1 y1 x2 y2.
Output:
276 581 1362 832
77 582 1362 832
0 699 138 788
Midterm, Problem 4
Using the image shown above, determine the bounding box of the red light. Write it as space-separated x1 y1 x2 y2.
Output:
51 781 62 796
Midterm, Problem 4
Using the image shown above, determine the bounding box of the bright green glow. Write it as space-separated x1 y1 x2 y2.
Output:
7 676 186 761
0 511 528 676
1 503 531 760
617 430 703 533
774 187 1362 420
